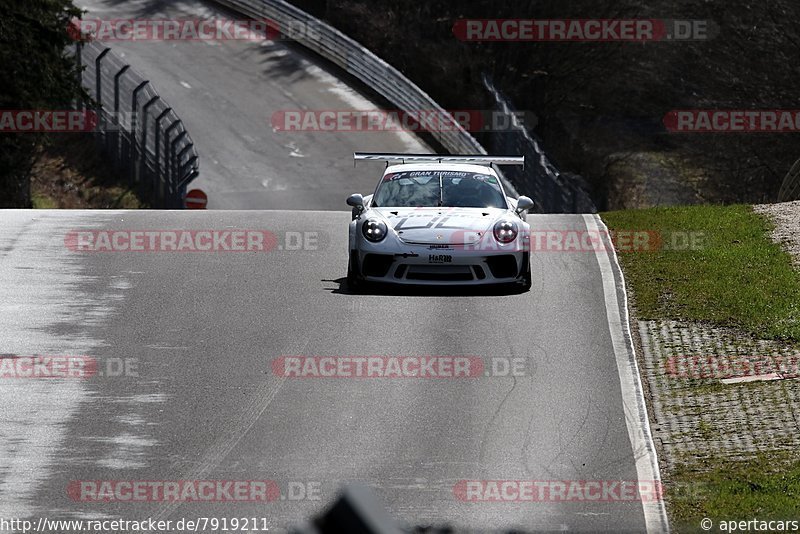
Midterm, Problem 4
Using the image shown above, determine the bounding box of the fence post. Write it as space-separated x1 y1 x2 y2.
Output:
169 130 188 205
181 157 199 181
76 42 84 111
112 65 131 166
141 96 161 198
154 108 173 208
177 183 189 209
130 81 150 187
73 42 199 208
175 144 193 200
164 121 182 202
177 166 199 209
94 48 112 147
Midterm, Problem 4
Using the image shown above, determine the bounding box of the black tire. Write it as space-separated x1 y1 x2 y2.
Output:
519 252 532 292
347 254 361 291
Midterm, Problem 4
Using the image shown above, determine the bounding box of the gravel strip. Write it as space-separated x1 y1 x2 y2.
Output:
638 203 800 472
753 200 800 268
638 320 800 471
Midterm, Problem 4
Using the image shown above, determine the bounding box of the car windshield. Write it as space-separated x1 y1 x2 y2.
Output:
372 170 507 208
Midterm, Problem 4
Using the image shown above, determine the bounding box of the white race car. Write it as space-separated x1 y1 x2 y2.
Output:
346 153 534 290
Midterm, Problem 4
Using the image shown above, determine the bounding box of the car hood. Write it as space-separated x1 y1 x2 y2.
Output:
371 207 507 245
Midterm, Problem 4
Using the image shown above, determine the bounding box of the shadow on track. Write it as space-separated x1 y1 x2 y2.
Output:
89 0 314 83
322 277 528 297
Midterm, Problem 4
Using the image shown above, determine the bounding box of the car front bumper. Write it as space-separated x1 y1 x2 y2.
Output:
351 246 528 286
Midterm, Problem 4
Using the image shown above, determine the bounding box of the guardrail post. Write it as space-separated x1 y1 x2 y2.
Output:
130 81 150 187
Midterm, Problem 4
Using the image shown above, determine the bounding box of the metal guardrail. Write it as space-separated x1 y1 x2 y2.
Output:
212 0 594 213
76 41 199 208
778 158 800 202
212 0 485 155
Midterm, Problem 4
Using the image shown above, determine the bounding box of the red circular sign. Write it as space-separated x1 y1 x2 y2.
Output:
184 189 208 209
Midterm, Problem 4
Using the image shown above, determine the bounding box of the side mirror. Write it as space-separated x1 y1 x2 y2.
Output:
346 193 364 209
516 196 534 213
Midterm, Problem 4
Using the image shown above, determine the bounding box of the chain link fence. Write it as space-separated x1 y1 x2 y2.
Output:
778 158 800 202
76 40 199 208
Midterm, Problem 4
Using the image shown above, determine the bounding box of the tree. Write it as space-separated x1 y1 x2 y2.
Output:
0 0 86 208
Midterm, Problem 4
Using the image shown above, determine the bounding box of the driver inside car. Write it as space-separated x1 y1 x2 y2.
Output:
446 177 498 208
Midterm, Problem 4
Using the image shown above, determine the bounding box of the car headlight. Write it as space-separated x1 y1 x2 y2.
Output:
493 220 518 243
362 219 388 242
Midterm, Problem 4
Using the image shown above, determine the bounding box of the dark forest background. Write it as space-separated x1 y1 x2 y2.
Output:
292 0 800 209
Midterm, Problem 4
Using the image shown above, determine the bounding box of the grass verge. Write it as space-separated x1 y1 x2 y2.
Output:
603 204 800 531
602 204 800 341
30 134 147 209
668 454 800 531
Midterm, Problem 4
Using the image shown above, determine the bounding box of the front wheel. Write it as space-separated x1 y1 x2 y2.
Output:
347 253 361 291
519 252 532 291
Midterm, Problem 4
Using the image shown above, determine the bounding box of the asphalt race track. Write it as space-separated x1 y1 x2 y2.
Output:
75 0 430 209
0 0 667 532
0 211 666 532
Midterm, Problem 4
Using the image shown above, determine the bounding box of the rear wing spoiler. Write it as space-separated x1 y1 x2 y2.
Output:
354 152 524 169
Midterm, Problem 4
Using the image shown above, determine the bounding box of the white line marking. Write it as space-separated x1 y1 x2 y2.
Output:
583 213 670 534
721 373 784 384
144 376 287 528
